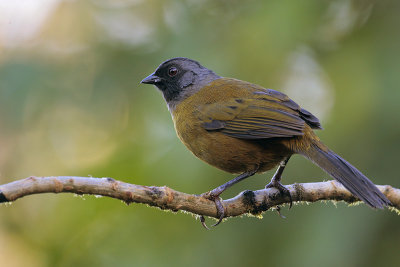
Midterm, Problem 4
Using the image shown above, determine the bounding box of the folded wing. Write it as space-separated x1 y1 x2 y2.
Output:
200 87 321 140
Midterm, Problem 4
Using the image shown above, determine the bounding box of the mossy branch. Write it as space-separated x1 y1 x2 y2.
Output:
0 176 399 220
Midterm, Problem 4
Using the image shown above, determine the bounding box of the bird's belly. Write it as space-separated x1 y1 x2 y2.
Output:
176 125 291 174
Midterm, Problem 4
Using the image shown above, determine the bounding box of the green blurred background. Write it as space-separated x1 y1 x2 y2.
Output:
0 0 399 266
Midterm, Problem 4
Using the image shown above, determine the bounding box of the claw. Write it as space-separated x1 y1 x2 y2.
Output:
275 205 286 219
211 197 225 227
199 193 225 229
288 194 293 209
200 215 211 230
266 179 293 209
197 169 258 228
264 156 293 208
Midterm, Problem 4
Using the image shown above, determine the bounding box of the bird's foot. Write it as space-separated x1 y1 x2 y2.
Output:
199 191 225 229
275 205 286 219
265 179 293 209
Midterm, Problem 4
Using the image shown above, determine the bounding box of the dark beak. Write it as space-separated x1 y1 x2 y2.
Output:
141 73 162 84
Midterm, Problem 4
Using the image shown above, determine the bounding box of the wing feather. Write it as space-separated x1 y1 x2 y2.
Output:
198 80 321 140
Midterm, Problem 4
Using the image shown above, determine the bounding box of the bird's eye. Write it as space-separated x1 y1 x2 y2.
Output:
168 67 178 77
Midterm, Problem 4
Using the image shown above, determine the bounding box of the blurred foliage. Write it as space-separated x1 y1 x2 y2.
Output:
0 0 399 266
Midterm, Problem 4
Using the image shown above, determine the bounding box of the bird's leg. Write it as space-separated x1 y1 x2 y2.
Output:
265 156 293 210
200 167 259 229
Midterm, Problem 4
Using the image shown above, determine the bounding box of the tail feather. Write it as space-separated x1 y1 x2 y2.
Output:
299 142 391 209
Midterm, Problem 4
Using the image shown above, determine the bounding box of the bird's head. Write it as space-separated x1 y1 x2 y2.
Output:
141 57 220 110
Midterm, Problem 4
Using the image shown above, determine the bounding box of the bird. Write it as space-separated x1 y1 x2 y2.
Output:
141 57 391 227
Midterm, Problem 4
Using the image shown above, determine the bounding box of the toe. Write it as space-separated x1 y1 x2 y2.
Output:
211 197 225 226
200 215 211 230
198 195 226 228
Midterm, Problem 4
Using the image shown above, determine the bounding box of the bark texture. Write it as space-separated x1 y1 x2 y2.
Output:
0 176 399 219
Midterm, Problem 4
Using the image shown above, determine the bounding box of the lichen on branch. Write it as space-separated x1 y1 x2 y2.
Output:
0 176 399 220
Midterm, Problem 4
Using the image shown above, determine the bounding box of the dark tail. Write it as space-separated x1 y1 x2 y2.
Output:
298 141 391 209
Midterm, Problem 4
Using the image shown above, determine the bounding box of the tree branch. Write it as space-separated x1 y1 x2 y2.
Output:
0 176 399 219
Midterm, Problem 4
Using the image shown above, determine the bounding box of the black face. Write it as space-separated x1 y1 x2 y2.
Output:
153 64 187 102
141 58 199 102
141 58 203 102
